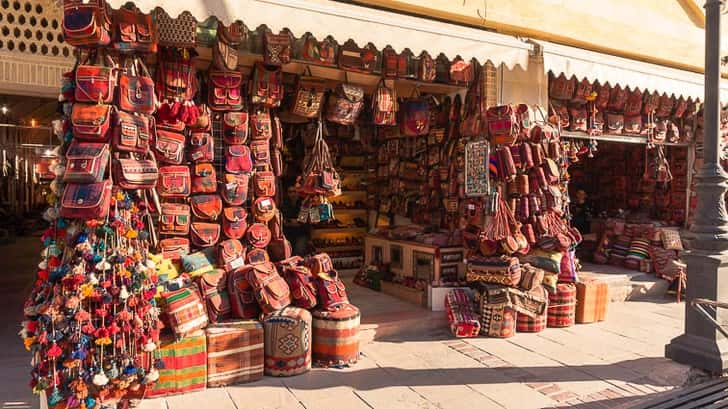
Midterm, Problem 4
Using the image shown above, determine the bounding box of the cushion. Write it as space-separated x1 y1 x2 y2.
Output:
661 229 684 251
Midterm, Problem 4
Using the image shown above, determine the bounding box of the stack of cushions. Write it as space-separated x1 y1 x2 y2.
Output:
625 238 650 270
609 235 631 266
649 246 686 281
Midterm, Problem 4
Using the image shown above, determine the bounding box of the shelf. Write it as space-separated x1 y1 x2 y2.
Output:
333 208 368 213
314 245 364 252
561 131 690 147
311 227 368 234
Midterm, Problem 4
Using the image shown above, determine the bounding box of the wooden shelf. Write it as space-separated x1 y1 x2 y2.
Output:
561 131 690 147
333 208 368 213
314 245 364 252
311 226 368 234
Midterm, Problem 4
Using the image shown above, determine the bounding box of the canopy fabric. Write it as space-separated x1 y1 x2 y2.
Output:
108 0 532 69
541 41 728 102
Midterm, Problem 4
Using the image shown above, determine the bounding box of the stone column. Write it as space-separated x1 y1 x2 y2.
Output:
665 0 728 373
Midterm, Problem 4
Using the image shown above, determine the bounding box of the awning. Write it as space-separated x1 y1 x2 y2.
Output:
108 0 532 69
541 41 728 102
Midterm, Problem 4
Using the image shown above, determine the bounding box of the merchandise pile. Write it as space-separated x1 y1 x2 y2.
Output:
21 3 362 407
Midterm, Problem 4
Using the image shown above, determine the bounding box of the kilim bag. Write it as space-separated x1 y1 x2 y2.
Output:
225 145 253 173
154 129 185 164
547 283 576 328
519 264 545 291
251 63 284 108
189 132 214 163
624 88 643 117
301 34 337 66
417 51 436 82
156 49 197 103
228 269 262 319
479 300 516 338
291 73 327 119
190 222 221 247
60 180 112 219
191 163 217 194
400 96 431 136
208 70 244 111
253 170 276 197
245 260 291 314
160 237 190 261
213 30 239 71
118 57 157 114
222 207 248 240
162 285 209 338
264 31 292 66
191 194 223 221
218 239 246 273
278 256 318 309
71 104 112 142
112 6 157 53
113 111 152 153
197 269 231 323
466 256 522 287
151 8 196 48
158 165 191 198
62 0 111 47
326 83 365 126
205 321 264 387
444 289 480 338
516 289 548 333
221 173 250 206
313 270 349 311
549 73 576 100
160 203 190 236
74 55 117 104
251 110 272 140
64 141 109 184
608 85 628 112
263 307 312 376
449 57 474 86
141 334 206 398
487 105 519 146
223 112 249 144
250 139 271 168
113 154 159 190
372 79 397 126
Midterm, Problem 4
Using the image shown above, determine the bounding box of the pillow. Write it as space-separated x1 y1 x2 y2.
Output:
527 250 562 274
661 229 684 251
649 246 685 281
161 285 209 338
627 238 650 260
181 247 216 277
542 272 558 293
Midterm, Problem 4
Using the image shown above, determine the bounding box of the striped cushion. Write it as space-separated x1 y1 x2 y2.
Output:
627 238 650 260
162 285 209 338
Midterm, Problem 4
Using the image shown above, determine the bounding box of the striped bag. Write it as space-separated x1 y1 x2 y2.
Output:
144 332 207 397
547 283 576 328
205 320 264 387
162 285 209 338
444 289 480 338
312 303 361 367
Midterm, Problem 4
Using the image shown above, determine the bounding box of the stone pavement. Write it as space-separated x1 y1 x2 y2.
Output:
1 236 695 409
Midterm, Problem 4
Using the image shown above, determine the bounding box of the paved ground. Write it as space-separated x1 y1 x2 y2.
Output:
1 236 695 409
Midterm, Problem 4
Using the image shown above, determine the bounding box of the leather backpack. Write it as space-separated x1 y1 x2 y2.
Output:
246 223 271 248
218 239 246 273
208 70 244 111
245 254 291 314
118 57 156 115
196 269 231 323
308 254 349 310
191 163 217 194
221 173 249 206
278 256 317 309
263 31 292 66
228 268 261 319
222 207 248 239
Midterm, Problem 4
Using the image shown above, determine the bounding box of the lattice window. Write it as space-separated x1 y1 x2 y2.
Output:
0 0 71 58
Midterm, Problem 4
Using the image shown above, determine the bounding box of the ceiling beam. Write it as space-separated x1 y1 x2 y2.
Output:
676 0 706 28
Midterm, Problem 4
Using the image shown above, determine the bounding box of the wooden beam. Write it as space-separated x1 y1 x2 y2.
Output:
676 0 706 29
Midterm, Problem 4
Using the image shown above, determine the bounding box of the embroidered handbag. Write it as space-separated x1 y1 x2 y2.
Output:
208 70 244 111
487 105 519 145
113 155 159 189
113 111 151 153
190 222 221 247
549 73 576 100
158 165 190 198
400 97 430 136
223 112 249 145
160 203 190 236
279 256 317 309
60 180 112 219
449 57 474 85
64 141 109 184
264 31 292 66
153 129 185 164
222 173 250 206
112 7 157 53
251 110 272 140
74 56 117 104
160 237 190 260
301 34 337 66
250 140 270 167
181 247 216 276
244 260 290 314
308 253 334 275
191 163 217 194
246 222 271 248
191 194 223 220
326 83 365 126
218 239 246 273
372 79 397 126
252 196 277 223
118 57 156 114
151 8 196 48
643 91 661 115
218 21 245 45
313 270 349 311
417 51 436 82
225 145 253 173
251 63 283 108
63 0 111 47
196 269 231 323
188 131 214 162
223 207 248 239
228 268 261 319
338 39 365 72
291 74 327 119
156 50 197 103
624 88 643 117
161 285 208 338
71 104 112 142
253 170 276 197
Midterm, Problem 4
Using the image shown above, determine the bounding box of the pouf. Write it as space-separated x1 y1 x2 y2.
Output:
311 303 361 366
205 320 264 387
516 286 549 333
262 306 312 376
547 283 577 328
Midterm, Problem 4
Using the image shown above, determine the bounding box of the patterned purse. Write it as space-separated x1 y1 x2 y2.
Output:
223 112 249 145
161 285 209 338
221 173 249 206
291 74 327 119
250 63 283 107
113 111 152 153
64 141 109 184
118 57 157 115
264 31 292 66
113 155 159 190
112 6 157 53
208 70 244 111
160 203 191 236
218 239 246 273
154 129 186 164
74 55 117 104
158 165 191 198
62 0 111 47
71 104 112 142
191 194 223 221
191 163 217 194
222 207 248 240
225 145 253 173
246 223 271 248
326 83 364 125
372 79 397 126
188 131 214 162
253 170 276 197
60 180 112 219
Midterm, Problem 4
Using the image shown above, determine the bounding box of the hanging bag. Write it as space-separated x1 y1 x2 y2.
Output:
264 31 292 66
221 173 250 206
113 111 152 153
71 103 112 142
222 207 248 240
159 203 191 235
208 70 244 111
158 165 191 198
75 53 117 104
118 57 157 115
372 79 397 126
113 152 159 190
291 68 327 119
326 81 364 126
64 141 110 184
153 129 186 164
112 6 157 53
400 87 430 136
250 62 284 108
191 163 217 194
62 0 111 47
188 131 214 163
223 111 249 145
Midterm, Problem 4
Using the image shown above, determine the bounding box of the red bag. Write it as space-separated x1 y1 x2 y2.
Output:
656 93 674 118
208 70 244 111
608 85 628 112
160 203 190 236
223 112 248 145
225 145 253 173
487 105 519 145
196 269 231 323
218 239 246 273
253 170 276 197
593 81 611 110
568 106 587 132
156 50 196 102
250 139 270 168
74 56 117 104
301 34 337 66
228 269 261 319
64 141 109 184
326 83 364 126
246 223 271 248
549 73 576 100
263 31 292 66
71 104 112 142
250 63 283 108
222 207 248 240
252 196 277 223
623 88 643 117
643 91 661 115
372 79 397 126
113 111 152 153
118 57 156 115
112 7 157 53
113 156 158 190
313 270 349 310
245 261 291 314
251 110 272 141
606 113 624 134
60 180 112 219
400 98 430 136
571 78 593 104
623 115 642 134
449 57 473 85
191 163 217 194
221 173 249 206
62 0 111 47
190 222 221 248
188 132 214 163
153 130 185 165
278 256 317 309
158 165 191 198
160 237 189 260
191 194 222 221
